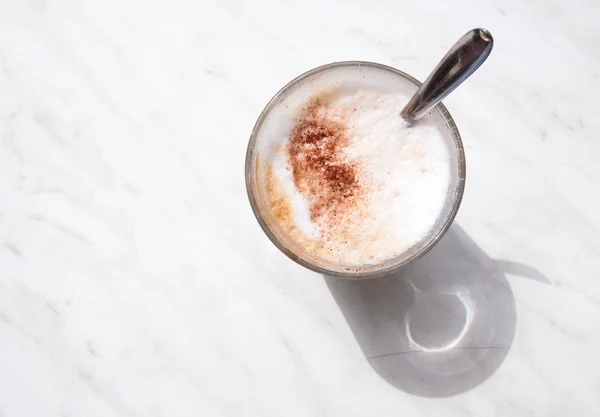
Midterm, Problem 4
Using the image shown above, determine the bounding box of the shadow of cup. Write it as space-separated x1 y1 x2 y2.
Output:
325 225 548 397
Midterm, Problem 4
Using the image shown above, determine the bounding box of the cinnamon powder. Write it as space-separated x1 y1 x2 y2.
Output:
287 98 363 231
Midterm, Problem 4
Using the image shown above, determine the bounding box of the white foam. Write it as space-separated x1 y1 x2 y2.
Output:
257 66 453 266
337 91 451 262
271 149 319 239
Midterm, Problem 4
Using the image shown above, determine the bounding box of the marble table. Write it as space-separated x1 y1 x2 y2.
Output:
1 0 599 415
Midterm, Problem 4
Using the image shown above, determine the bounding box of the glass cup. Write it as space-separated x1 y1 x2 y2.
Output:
245 61 465 279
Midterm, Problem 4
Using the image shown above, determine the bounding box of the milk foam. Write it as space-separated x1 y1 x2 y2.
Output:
259 68 452 266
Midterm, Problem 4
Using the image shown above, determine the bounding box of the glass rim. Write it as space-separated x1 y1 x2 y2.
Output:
245 61 466 279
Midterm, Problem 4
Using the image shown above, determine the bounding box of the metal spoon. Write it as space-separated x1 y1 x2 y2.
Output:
400 28 494 123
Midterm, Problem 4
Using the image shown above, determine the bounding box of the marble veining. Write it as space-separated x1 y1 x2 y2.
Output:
1 0 600 416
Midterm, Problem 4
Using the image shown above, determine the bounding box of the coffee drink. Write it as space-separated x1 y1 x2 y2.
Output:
247 63 463 274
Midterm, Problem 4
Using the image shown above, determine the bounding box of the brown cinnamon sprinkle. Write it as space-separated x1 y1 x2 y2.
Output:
287 97 362 229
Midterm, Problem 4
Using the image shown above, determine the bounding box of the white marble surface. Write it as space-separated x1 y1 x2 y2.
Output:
1 0 599 415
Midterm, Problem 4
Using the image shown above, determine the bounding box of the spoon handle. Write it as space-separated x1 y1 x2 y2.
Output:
400 28 493 123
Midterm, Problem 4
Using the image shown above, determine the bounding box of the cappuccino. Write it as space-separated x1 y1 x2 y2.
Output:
249 64 456 269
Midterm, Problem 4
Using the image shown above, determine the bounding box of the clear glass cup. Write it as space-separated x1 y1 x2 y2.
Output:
245 61 465 279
